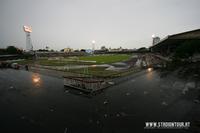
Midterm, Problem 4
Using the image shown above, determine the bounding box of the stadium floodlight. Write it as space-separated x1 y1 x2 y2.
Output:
23 25 33 51
23 25 32 33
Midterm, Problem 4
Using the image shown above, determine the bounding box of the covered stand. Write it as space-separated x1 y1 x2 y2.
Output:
63 76 106 92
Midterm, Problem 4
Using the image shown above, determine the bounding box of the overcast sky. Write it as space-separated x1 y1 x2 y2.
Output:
0 0 199 50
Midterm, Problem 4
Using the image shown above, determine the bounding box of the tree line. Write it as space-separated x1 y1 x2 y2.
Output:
0 46 23 55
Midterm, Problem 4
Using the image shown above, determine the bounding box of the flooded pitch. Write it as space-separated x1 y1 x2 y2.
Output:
0 69 200 133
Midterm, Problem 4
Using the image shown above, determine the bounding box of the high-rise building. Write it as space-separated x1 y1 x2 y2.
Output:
152 36 160 46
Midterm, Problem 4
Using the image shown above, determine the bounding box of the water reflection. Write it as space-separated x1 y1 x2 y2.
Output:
147 67 153 72
31 73 42 87
146 68 153 80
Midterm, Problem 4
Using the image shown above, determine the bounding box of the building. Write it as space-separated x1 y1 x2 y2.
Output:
152 36 160 45
150 29 200 56
64 48 73 53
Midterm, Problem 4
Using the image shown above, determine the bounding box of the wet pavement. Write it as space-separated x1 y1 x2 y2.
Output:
0 69 200 133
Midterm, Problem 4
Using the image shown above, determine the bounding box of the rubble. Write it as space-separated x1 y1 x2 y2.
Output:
120 112 127 117
194 99 200 104
64 127 68 133
64 89 69 93
104 114 108 118
96 120 100 124
20 115 27 120
182 82 196 94
10 86 14 89
103 100 108 105
143 91 148 95
49 106 56 112
185 82 195 89
173 81 184 90
131 79 135 82
9 86 17 91
182 87 189 94
161 101 168 106
89 119 93 123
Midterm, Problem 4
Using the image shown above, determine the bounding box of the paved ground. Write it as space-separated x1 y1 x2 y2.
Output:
0 69 200 133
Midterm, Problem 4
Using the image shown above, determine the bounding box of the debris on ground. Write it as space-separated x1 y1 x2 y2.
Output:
182 82 196 94
108 81 115 85
160 84 169 89
20 115 27 120
131 79 135 82
9 86 16 91
29 119 35 124
49 106 56 112
103 100 108 105
161 101 168 106
64 127 68 133
64 89 69 93
194 99 200 104
96 120 100 124
10 86 14 89
116 113 120 117
173 81 184 90
89 119 93 123
120 112 127 117
193 74 199 78
182 87 189 94
22 93 27 97
104 114 108 118
126 92 131 96
185 82 196 89
143 91 148 95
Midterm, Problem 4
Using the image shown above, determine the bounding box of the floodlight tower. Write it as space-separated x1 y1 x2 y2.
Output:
23 25 33 51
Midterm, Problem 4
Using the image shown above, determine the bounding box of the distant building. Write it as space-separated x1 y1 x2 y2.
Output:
100 46 108 51
64 48 73 53
152 36 160 45
85 49 93 54
108 47 123 52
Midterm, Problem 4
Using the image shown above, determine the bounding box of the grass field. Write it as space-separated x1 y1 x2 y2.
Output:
15 54 132 66
12 54 139 77
78 54 131 64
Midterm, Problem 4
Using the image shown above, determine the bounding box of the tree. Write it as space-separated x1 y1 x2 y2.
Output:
45 46 49 51
175 40 200 59
137 47 149 52
37 49 48 52
0 48 6 55
101 46 107 50
6 46 22 54
80 49 86 52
